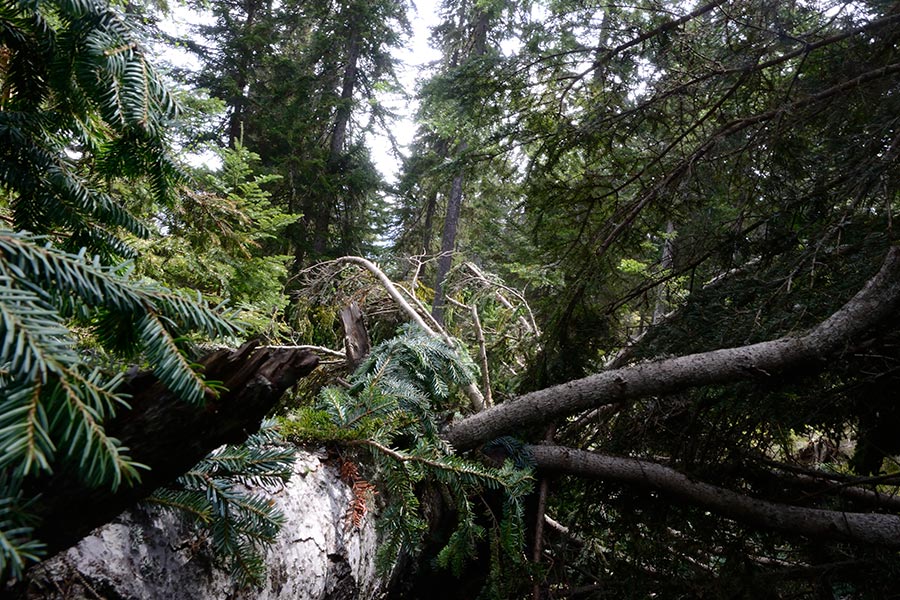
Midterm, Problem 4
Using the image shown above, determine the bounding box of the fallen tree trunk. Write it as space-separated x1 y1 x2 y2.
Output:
446 246 900 450
24 450 382 600
27 341 319 557
530 445 900 548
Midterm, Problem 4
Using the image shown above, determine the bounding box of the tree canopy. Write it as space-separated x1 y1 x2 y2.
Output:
4 0 900 597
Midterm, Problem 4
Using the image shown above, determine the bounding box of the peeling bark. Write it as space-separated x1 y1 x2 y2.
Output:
446 246 900 450
27 342 319 557
530 445 900 548
23 451 382 600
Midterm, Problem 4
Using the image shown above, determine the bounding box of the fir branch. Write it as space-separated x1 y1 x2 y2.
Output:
147 420 294 588
354 439 523 491
137 311 208 404
0 492 45 581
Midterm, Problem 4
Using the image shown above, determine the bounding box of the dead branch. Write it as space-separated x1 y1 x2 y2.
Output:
530 445 900 548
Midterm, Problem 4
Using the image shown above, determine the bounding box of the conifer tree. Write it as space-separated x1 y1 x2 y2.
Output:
0 0 242 578
184 0 410 267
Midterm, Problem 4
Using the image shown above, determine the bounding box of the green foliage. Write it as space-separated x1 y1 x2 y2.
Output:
149 421 295 588
181 0 407 267
342 324 479 429
0 0 180 260
0 231 241 578
389 0 900 595
0 0 249 580
135 140 298 334
5 0 900 593
0 483 43 581
280 407 372 443
285 325 533 587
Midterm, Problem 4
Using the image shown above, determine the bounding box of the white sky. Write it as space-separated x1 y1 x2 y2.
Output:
370 0 443 183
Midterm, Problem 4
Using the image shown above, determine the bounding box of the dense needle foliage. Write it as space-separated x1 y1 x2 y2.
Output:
149 421 296 587
282 325 533 587
0 0 242 579
5 0 900 597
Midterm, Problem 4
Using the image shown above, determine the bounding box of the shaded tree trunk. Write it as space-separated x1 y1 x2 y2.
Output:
421 140 450 255
431 161 466 325
341 301 370 370
431 8 491 325
226 0 267 147
314 9 362 257
27 343 319 557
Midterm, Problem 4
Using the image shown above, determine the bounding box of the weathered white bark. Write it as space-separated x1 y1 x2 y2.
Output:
24 450 382 600
446 247 900 450
530 445 900 548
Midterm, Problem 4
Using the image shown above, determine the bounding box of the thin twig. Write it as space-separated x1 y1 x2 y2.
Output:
465 262 540 335
264 344 346 358
445 295 493 406
470 302 493 408
532 424 557 600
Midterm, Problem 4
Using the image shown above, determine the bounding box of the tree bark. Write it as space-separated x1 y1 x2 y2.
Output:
329 19 361 165
313 6 362 257
431 7 491 326
432 163 466 325
27 342 319 557
23 451 382 600
226 0 266 147
530 445 900 548
341 301 370 370
446 246 900 450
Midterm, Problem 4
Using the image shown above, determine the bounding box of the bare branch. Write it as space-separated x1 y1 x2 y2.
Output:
530 445 900 548
464 262 539 335
329 256 486 412
330 256 437 335
264 344 346 358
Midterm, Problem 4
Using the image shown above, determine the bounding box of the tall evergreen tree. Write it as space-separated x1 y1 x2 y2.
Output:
394 0 528 325
405 0 900 595
186 0 410 267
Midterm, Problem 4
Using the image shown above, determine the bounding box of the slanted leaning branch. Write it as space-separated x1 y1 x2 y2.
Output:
530 445 900 548
439 246 900 548
446 246 900 450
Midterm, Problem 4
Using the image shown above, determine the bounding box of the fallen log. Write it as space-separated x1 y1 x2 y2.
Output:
26 341 319 557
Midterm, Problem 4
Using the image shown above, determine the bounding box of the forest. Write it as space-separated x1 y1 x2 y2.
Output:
3 0 900 597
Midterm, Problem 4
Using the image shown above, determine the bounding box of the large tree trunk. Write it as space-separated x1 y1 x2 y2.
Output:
446 246 900 450
431 8 491 326
431 163 466 325
27 342 319 557
22 450 382 600
313 8 362 257
226 0 266 147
